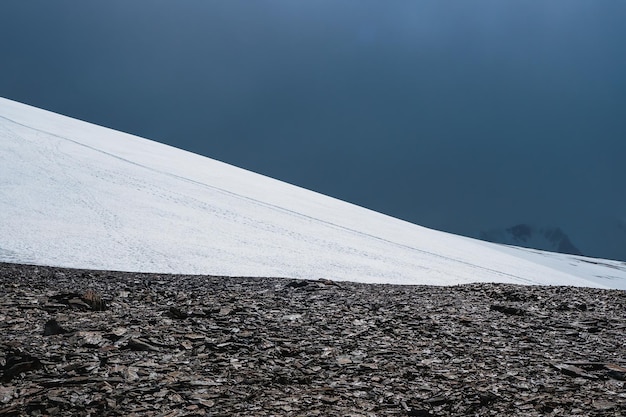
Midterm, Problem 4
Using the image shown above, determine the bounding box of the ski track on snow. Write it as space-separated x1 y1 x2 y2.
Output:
0 114 540 285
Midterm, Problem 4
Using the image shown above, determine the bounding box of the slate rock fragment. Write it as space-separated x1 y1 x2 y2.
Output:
286 280 309 289
489 304 525 315
1 349 41 382
43 318 68 336
126 338 160 352
81 289 106 311
168 306 189 319
48 290 106 311
604 363 626 380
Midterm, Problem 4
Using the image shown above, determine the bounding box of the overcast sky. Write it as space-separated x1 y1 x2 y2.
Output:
2 1 625 259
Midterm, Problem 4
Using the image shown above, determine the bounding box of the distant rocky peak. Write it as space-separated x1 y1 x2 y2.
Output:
480 224 583 256
505 224 533 242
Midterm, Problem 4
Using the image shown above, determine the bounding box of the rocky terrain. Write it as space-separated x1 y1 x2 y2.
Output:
1 262 625 416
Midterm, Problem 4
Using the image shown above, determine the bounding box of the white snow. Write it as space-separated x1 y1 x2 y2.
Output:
1 97 625 289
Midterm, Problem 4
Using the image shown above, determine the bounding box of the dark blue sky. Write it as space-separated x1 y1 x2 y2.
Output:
2 1 625 260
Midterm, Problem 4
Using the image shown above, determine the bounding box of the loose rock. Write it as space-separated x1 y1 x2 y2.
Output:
1 262 625 416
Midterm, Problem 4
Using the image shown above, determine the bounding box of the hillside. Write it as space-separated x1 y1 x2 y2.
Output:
1 97 626 289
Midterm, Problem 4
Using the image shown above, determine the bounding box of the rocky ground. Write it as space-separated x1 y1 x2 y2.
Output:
0 262 625 416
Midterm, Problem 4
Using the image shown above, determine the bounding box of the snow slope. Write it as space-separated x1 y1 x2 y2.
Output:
1 97 625 289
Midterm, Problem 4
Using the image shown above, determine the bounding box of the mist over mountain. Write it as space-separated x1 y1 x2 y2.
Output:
479 224 583 256
477 217 626 263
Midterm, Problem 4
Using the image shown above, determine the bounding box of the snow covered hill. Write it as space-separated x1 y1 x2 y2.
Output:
1 97 625 289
